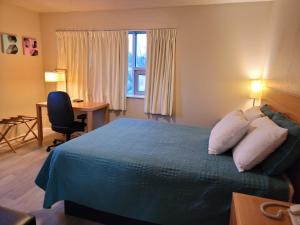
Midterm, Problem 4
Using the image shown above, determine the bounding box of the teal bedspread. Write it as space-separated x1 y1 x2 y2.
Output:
36 118 289 225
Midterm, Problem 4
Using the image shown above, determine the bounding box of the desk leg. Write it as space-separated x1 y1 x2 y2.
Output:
36 105 43 146
104 106 110 124
87 111 93 132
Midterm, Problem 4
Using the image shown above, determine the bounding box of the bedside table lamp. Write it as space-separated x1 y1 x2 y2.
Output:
45 70 67 92
249 79 263 107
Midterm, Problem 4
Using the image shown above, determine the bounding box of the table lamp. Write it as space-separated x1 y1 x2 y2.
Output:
45 70 67 92
249 79 263 107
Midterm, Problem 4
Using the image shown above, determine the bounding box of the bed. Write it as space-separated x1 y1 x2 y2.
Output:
36 116 291 225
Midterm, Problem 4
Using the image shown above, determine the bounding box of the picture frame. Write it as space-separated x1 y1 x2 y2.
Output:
22 37 38 56
1 33 21 55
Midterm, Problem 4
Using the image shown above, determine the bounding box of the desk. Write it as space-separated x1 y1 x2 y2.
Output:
36 101 109 146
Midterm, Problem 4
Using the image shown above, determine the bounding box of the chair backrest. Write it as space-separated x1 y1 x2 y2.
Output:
47 91 74 127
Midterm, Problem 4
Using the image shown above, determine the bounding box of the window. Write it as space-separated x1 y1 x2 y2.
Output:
127 32 147 97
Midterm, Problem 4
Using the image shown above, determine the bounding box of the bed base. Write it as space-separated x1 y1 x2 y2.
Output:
64 201 160 225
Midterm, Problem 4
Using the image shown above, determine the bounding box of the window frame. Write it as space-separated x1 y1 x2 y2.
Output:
127 31 147 98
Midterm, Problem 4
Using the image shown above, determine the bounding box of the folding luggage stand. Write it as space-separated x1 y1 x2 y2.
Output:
0 115 38 153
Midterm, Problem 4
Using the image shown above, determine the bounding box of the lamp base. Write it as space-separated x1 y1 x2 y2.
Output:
56 81 67 92
253 98 256 107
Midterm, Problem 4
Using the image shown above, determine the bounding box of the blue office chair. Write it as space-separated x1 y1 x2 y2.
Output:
46 91 86 152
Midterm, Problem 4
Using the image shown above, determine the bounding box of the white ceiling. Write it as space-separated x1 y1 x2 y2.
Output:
5 0 272 13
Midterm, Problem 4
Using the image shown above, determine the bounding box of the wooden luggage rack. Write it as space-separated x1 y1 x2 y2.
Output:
0 115 38 153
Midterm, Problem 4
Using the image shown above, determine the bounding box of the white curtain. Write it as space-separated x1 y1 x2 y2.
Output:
88 31 128 110
56 31 89 100
144 29 176 116
56 30 128 110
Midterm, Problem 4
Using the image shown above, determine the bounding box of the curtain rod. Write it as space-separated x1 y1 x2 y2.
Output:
56 28 176 32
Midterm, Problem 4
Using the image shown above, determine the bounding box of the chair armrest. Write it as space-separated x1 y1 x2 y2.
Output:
77 114 87 123
77 114 86 120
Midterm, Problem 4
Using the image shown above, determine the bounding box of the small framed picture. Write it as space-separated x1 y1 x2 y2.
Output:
1 33 21 54
22 37 38 56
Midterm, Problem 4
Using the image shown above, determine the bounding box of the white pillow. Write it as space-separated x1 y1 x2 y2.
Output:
233 116 288 172
244 106 264 122
208 110 249 155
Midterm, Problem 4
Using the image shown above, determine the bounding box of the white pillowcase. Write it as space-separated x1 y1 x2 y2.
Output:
208 110 249 155
244 106 264 122
233 116 288 172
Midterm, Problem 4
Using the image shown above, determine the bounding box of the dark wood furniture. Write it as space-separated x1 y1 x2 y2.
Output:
0 205 36 225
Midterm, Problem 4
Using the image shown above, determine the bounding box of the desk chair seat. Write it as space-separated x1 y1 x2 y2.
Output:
0 205 36 225
52 120 85 134
46 91 87 152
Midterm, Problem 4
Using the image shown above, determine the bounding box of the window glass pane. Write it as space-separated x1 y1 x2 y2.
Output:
138 74 146 92
128 33 134 68
127 32 147 97
127 67 134 95
136 33 147 68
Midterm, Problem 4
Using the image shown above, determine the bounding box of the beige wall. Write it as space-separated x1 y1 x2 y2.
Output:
0 2 45 136
39 2 272 127
265 0 300 96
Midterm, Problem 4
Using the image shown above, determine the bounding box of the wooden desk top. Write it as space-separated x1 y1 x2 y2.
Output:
232 192 292 225
37 101 109 112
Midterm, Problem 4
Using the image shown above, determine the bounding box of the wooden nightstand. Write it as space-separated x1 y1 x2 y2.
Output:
230 192 292 225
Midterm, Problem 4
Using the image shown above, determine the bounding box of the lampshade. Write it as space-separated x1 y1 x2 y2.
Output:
249 79 263 99
45 71 66 82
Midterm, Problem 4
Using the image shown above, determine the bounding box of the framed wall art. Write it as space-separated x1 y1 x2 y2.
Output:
1 33 21 54
23 37 38 56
